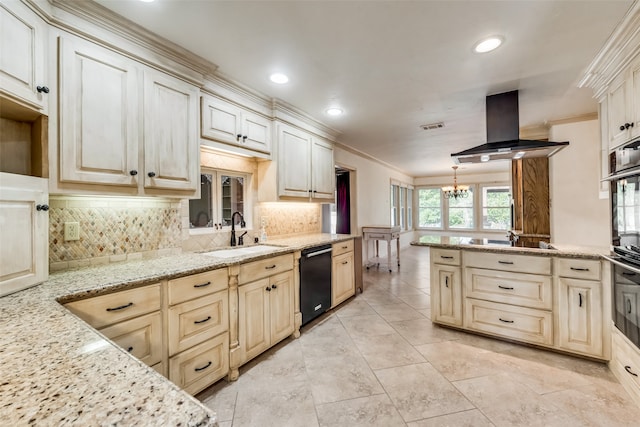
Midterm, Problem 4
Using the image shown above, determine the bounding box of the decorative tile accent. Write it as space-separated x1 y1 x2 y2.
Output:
49 196 182 266
256 202 322 237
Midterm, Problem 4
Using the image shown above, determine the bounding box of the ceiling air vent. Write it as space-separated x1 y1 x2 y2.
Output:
420 122 445 131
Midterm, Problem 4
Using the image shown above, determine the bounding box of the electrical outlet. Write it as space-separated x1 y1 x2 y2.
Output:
64 222 80 241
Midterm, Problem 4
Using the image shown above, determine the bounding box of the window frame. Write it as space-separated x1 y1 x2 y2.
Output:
417 186 444 230
480 184 512 231
189 168 251 234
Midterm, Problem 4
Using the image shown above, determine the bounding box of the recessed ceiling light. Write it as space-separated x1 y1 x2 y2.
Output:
269 73 289 84
139 0 155 3
473 36 504 53
326 108 343 116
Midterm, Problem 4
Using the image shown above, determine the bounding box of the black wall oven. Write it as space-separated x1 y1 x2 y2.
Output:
609 137 640 349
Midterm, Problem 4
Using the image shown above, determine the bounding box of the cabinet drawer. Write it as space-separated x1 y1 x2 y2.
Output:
66 283 161 329
611 328 640 404
464 252 551 275
464 299 553 346
431 249 461 266
169 332 229 395
99 311 162 366
168 268 228 305
332 239 354 257
239 253 293 284
465 268 552 310
555 258 601 281
168 290 229 356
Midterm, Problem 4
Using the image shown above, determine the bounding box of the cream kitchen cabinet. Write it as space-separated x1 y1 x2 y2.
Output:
0 0 49 113
276 122 335 200
0 173 48 297
167 269 229 394
57 34 199 196
201 93 272 156
430 249 462 326
332 240 355 308
605 55 640 149
237 253 295 366
65 283 163 367
556 258 607 358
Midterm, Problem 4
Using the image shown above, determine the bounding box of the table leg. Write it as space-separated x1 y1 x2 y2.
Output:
387 239 392 272
396 236 400 267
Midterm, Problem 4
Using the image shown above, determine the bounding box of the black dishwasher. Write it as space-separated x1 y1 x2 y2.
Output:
300 244 332 326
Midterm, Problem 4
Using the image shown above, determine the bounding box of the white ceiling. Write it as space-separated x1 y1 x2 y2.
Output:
95 0 633 177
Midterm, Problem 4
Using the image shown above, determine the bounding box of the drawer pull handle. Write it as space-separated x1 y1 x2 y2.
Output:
271 284 277 289
195 361 212 372
440 256 454 259
265 286 271 292
570 267 589 272
625 366 638 377
445 276 449 288
194 316 212 324
265 265 277 270
498 261 514 265
342 260 349 265
628 299 633 314
342 246 348 249
106 302 133 312
499 318 514 324
498 285 514 290
193 281 211 288
127 346 133 353
622 272 637 276
579 293 583 307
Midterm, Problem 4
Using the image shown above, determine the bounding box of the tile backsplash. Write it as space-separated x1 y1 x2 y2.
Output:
49 196 323 271
49 196 182 270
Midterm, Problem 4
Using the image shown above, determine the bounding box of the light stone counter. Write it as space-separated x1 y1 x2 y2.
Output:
410 235 610 260
0 233 355 426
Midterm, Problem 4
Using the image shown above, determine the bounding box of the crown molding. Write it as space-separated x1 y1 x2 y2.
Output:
579 0 640 99
272 99 341 141
27 0 218 85
546 112 599 127
333 141 411 177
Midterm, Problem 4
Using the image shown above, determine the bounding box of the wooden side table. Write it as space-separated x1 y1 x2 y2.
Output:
362 225 401 272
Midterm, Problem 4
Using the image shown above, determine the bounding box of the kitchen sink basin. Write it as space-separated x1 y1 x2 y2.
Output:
201 245 284 259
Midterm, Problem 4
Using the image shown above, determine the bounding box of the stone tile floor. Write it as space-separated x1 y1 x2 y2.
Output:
197 246 640 426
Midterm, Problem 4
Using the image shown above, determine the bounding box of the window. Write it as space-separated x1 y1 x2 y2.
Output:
448 186 474 229
189 170 248 230
399 187 406 230
418 188 442 228
407 188 414 229
391 184 399 227
482 185 511 230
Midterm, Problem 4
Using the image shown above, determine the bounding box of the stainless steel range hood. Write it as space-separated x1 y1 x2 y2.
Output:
451 91 569 164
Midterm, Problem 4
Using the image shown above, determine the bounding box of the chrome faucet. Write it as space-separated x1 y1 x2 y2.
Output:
230 211 246 247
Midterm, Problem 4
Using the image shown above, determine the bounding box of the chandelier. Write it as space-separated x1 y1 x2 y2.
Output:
442 166 469 199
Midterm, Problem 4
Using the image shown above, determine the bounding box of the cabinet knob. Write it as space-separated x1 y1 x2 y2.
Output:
620 125 626 131
265 286 271 292
36 204 49 211
36 85 49 94
243 135 248 142
621 122 635 131
147 172 156 178
129 170 138 176
271 284 277 289
236 134 242 141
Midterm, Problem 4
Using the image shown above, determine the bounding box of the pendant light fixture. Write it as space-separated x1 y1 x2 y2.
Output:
442 166 469 199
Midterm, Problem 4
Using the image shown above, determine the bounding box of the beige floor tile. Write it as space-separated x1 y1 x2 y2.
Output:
305 355 384 405
340 314 396 337
450 333 520 353
418 308 431 319
198 381 237 422
372 302 425 322
541 383 640 426
334 298 378 318
352 333 426 370
406 409 494 427
390 318 467 345
375 363 474 422
415 341 506 381
399 293 431 309
233 339 307 388
216 421 232 427
299 325 360 360
232 380 319 427
316 394 407 427
361 289 404 306
453 374 577 426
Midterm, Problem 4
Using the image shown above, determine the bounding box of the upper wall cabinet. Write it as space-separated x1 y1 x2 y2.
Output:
0 0 49 114
606 56 640 149
57 34 199 197
201 94 272 157
276 122 335 200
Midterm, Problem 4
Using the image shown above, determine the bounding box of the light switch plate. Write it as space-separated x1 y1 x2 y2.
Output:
64 222 80 241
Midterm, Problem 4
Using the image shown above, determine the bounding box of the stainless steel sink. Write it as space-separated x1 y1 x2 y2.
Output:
201 245 284 259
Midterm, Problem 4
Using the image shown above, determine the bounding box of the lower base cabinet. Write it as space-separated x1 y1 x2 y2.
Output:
431 264 462 326
238 270 294 365
611 327 640 406
557 277 604 357
169 332 229 395
99 311 163 366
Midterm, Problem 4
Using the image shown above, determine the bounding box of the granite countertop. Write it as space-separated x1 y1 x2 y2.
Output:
410 235 611 260
0 233 355 426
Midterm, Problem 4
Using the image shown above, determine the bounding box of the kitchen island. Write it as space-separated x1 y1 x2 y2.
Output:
411 235 612 360
0 233 355 426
